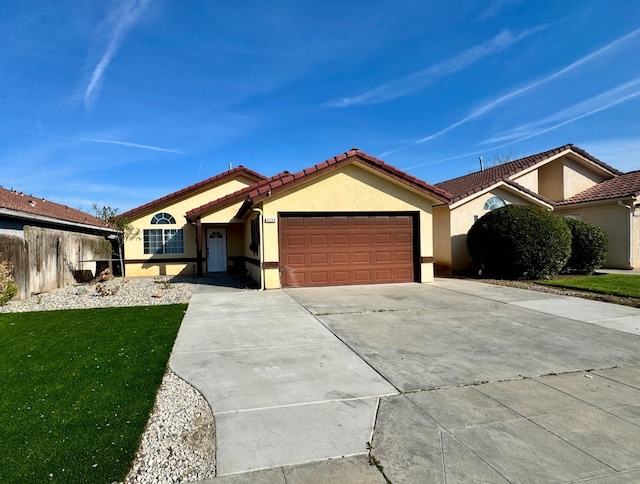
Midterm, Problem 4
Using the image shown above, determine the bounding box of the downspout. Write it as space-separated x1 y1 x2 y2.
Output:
251 208 265 290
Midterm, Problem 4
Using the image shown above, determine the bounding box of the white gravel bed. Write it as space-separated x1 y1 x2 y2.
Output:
1 277 217 483
0 276 197 313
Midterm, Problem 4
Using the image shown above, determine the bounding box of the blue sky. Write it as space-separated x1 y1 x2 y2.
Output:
2 0 639 213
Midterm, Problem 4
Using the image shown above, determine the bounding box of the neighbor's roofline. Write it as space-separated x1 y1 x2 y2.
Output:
0 207 119 233
448 179 555 210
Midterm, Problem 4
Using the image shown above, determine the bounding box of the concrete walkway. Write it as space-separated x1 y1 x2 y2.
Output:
170 282 396 477
175 278 640 482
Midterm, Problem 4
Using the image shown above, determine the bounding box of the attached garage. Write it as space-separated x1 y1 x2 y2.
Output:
184 148 452 289
279 213 417 287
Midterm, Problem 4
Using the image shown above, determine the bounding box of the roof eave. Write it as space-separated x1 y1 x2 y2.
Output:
0 207 119 234
449 181 554 210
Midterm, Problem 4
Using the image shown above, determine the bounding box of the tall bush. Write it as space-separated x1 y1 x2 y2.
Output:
563 218 608 274
467 205 571 279
0 255 18 306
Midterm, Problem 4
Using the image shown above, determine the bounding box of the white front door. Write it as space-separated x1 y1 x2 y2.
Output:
206 228 227 272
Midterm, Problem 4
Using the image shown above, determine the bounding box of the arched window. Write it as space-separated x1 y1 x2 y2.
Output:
144 212 183 254
151 212 176 224
483 196 506 211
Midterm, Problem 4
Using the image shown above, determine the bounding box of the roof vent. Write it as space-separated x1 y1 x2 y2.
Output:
28 200 35 207
350 147 359 151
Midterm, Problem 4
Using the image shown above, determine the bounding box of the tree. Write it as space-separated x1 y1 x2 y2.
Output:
92 204 140 277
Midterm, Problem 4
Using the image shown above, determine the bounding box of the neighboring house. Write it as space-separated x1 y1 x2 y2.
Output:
120 149 450 288
0 187 119 299
433 144 637 275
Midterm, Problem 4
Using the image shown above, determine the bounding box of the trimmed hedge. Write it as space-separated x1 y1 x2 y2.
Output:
467 205 572 279
563 218 608 274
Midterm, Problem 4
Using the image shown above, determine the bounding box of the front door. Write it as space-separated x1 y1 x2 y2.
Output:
206 228 227 272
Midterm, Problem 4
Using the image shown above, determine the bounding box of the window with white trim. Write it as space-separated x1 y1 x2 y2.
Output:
143 212 184 254
483 196 506 211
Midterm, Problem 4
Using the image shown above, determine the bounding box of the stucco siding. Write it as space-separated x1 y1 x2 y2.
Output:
562 158 608 200
124 176 254 276
556 203 631 269
433 205 451 275
256 163 438 288
538 160 564 201
511 169 538 193
447 187 533 273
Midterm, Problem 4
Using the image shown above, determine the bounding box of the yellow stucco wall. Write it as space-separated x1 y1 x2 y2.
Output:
124 176 255 277
556 202 632 269
538 159 564 201
249 163 439 288
433 204 452 275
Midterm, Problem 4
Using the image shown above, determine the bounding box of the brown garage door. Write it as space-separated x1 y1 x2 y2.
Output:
279 214 415 288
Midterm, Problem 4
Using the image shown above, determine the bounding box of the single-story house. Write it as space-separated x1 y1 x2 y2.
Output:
120 148 451 288
0 187 119 298
433 144 638 274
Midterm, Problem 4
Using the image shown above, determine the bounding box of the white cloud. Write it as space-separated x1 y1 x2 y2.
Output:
380 27 640 158
325 27 542 108
84 0 152 109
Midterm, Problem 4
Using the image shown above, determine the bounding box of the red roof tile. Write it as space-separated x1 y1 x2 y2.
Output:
435 144 622 203
0 187 111 229
186 149 452 220
120 166 266 220
557 170 640 205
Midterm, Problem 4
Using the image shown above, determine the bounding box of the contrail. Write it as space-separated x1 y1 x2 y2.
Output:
381 27 640 157
84 0 152 109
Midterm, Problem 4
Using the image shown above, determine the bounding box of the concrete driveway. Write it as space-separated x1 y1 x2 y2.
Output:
175 278 640 483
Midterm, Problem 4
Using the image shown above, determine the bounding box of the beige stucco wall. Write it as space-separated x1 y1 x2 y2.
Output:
556 202 632 269
441 187 537 274
633 209 640 269
537 155 609 202
249 163 439 289
511 169 538 193
124 176 255 277
562 158 609 200
538 159 564 201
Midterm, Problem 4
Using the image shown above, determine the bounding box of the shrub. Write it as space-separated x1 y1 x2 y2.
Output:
0 255 18 306
467 205 572 279
562 218 608 274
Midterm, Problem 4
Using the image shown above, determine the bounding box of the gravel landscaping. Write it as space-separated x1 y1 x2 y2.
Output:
1 276 216 483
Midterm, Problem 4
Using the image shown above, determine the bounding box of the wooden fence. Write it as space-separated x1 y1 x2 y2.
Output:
0 227 111 300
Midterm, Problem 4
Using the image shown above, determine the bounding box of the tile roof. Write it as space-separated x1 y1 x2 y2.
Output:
435 144 622 203
557 170 640 205
186 149 452 220
120 166 266 220
0 186 111 229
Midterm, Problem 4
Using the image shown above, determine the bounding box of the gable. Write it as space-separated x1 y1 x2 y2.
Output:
436 144 621 205
259 162 441 214
126 174 259 224
121 167 265 222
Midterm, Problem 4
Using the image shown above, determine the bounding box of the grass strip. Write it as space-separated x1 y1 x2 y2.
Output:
0 304 187 483
538 274 640 299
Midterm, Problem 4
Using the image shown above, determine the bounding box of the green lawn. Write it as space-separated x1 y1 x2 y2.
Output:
0 304 187 483
538 274 640 298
